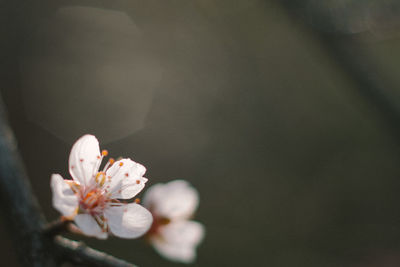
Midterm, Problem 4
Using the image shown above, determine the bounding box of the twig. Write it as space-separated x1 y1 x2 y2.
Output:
43 218 71 237
54 236 137 267
46 219 138 266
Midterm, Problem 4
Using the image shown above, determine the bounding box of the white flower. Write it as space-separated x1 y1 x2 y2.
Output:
50 134 153 239
143 180 205 263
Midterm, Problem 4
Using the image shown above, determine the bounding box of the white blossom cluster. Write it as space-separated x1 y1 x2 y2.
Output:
51 134 204 263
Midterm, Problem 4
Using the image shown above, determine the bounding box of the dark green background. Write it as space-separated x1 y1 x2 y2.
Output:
1 1 400 266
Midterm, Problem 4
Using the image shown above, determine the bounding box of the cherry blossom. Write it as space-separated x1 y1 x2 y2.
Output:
51 134 152 239
143 180 205 263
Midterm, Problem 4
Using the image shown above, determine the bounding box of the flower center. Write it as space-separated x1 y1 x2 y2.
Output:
80 188 107 215
147 214 171 237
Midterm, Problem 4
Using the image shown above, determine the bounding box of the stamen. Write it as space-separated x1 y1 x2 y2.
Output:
125 173 129 177
66 180 80 193
109 203 124 207
83 191 96 206
134 198 140 204
102 158 115 173
95 172 106 186
93 215 107 232
136 180 140 184
119 162 124 167
92 151 107 180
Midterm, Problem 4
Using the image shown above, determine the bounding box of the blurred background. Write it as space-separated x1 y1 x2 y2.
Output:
1 0 400 266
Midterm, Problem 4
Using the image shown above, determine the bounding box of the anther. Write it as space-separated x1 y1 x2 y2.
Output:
125 173 129 177
80 159 84 162
109 158 115 165
102 150 108 156
97 155 101 159
119 162 124 167
136 180 140 184
134 198 140 204
95 172 106 185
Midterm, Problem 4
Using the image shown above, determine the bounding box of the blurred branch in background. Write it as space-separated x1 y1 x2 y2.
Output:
286 0 400 38
0 94 136 266
0 94 52 265
278 0 400 144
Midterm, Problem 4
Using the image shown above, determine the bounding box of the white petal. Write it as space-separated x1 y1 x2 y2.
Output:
104 203 152 239
152 239 196 263
69 134 101 186
143 180 199 219
50 174 79 217
142 183 164 207
104 158 147 199
152 221 205 263
74 214 108 239
159 221 205 247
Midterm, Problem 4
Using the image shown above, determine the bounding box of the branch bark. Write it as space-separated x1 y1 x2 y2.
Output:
54 236 137 267
0 97 53 266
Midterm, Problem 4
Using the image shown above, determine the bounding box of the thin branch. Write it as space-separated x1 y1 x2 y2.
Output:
54 236 137 267
43 218 71 237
